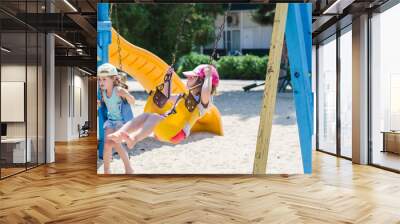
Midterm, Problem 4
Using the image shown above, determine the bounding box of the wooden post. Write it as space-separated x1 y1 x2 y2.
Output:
253 4 288 174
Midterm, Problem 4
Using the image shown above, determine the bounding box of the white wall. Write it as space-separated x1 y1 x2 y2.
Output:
0 65 39 137
312 46 317 150
1 64 26 139
55 66 68 141
54 66 89 141
1 63 46 164
72 72 89 138
241 11 272 49
211 10 272 50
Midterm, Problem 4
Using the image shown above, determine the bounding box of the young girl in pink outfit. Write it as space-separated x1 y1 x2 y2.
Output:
109 64 219 151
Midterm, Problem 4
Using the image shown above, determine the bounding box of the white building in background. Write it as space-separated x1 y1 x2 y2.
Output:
203 5 273 56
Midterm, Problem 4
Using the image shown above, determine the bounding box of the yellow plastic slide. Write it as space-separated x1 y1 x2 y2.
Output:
108 28 223 136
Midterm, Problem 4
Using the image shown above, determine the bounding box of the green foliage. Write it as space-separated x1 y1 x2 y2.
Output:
216 56 240 79
237 55 268 80
111 4 224 64
111 4 274 80
251 5 276 26
177 53 268 80
176 53 210 75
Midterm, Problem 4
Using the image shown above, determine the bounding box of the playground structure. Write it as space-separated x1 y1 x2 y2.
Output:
108 29 224 138
98 4 223 156
97 3 313 174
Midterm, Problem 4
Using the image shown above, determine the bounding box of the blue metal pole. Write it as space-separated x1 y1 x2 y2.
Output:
97 3 111 159
285 3 313 173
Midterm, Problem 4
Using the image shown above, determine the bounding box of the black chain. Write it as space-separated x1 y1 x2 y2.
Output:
113 4 123 71
170 4 195 67
209 3 232 65
111 3 230 71
110 4 123 71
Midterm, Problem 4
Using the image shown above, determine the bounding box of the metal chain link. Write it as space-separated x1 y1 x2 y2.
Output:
209 3 232 65
112 3 230 70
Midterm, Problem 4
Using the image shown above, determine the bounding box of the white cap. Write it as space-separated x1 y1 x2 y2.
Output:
98 63 118 77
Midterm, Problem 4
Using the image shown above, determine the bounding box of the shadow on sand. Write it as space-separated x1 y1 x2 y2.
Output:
127 132 215 157
132 90 297 125
102 89 297 162
214 90 297 126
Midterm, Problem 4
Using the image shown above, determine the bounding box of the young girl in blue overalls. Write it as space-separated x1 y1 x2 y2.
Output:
98 63 135 174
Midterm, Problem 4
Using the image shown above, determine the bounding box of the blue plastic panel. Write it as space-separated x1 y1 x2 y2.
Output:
97 3 111 159
285 3 313 173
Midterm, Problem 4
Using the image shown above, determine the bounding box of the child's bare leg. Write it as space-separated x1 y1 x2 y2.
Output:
122 113 164 148
103 129 115 174
120 113 150 133
103 142 112 174
113 142 133 174
108 113 149 143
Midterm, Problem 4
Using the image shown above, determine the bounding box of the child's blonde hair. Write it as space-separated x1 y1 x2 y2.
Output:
105 74 126 89
117 72 129 90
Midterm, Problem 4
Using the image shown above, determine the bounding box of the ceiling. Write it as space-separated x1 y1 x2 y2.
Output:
0 0 97 74
1 0 396 73
311 0 392 43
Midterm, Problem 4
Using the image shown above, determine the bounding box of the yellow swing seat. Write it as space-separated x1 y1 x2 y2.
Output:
144 90 223 143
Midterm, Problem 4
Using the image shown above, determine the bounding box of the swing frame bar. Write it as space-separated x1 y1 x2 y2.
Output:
253 3 313 174
97 3 111 159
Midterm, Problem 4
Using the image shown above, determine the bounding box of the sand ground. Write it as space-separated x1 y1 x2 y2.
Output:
97 80 303 174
